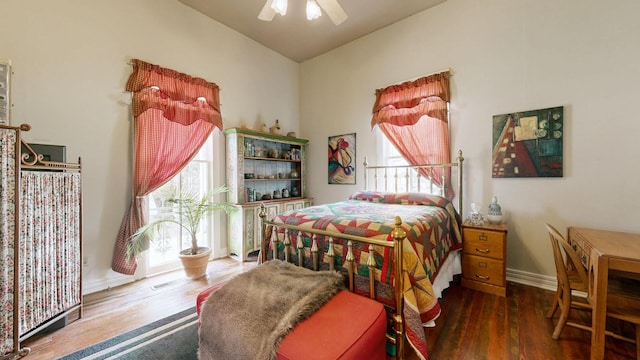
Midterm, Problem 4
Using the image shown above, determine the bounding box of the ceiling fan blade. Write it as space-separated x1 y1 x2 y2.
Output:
258 0 276 21
316 0 348 25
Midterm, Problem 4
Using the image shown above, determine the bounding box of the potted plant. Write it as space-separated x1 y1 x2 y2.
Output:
127 185 232 279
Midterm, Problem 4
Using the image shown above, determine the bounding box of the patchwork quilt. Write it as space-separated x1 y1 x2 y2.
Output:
267 191 462 360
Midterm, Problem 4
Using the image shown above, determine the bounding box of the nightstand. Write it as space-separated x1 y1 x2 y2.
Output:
461 220 508 297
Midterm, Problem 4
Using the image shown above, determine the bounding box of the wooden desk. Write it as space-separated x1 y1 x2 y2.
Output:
568 227 640 360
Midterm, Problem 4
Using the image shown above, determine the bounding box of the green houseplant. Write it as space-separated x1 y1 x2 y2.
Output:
127 185 232 279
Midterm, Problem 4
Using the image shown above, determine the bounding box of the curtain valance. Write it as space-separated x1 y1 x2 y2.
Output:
126 59 222 130
371 71 450 128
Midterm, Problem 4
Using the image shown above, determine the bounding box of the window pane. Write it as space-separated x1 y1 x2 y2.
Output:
146 136 214 274
146 182 175 268
177 159 211 251
376 128 442 194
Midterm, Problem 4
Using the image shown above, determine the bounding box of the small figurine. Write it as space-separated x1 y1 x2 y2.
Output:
269 119 282 135
287 131 296 138
259 123 268 133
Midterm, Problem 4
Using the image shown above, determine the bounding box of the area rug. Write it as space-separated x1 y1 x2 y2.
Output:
59 307 198 360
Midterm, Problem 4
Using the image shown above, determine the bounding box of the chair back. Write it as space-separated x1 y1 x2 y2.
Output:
546 223 589 290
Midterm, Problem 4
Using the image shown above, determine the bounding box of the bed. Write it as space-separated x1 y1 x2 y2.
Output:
259 151 464 359
198 151 464 360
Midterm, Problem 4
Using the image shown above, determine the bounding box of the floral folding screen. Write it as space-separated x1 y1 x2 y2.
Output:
492 106 563 178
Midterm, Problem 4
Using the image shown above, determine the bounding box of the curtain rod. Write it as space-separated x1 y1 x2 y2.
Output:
379 68 452 89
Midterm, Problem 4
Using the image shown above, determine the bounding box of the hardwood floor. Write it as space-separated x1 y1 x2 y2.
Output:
20 258 257 360
21 258 637 359
423 282 636 360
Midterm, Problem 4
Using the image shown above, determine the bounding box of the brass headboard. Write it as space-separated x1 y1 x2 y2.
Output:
363 149 464 217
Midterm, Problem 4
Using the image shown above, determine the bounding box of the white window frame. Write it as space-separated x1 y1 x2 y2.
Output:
139 132 222 277
375 127 443 194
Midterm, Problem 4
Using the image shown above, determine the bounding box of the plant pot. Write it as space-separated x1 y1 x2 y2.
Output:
178 246 212 280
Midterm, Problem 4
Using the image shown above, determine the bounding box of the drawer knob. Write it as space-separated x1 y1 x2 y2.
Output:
475 247 490 254
479 233 488 241
475 274 490 280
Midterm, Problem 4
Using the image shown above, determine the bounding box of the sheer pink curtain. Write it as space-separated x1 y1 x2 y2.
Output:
112 59 223 275
371 71 453 198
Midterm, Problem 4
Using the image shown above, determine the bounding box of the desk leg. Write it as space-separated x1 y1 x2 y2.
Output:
590 253 608 360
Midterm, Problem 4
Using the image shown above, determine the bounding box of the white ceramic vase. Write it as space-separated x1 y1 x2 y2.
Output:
487 196 503 224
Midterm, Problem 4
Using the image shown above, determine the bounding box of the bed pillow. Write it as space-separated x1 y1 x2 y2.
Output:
349 191 450 208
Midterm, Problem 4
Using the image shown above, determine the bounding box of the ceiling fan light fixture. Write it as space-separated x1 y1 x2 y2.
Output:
271 0 288 16
259 0 347 25
306 0 322 20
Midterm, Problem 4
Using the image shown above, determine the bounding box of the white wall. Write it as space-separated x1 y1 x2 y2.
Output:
0 0 299 293
300 0 640 278
3 0 638 292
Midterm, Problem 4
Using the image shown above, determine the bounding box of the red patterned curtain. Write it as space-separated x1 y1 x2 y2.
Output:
112 59 223 275
371 71 453 198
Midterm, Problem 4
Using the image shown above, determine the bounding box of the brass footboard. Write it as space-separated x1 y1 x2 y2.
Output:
259 205 407 359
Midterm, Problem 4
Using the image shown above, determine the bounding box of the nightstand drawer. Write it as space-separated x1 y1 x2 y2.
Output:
462 228 505 260
462 254 504 287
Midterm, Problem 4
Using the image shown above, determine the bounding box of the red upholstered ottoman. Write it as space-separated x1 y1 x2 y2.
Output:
197 284 387 360
196 282 225 315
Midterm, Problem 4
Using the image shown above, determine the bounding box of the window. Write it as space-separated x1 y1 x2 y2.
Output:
145 134 214 275
370 71 453 198
112 59 222 276
375 128 442 194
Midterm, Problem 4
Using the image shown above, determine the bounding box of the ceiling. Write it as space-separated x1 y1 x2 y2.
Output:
178 0 446 62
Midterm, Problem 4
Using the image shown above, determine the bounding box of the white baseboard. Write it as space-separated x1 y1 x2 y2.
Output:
83 253 231 295
85 265 562 297
83 276 135 295
506 267 557 292
506 267 587 298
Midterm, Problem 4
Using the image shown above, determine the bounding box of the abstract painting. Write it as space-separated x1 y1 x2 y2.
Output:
492 106 563 178
328 133 356 184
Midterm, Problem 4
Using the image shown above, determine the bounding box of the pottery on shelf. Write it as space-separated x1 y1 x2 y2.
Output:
487 196 503 224
269 119 282 135
268 148 280 158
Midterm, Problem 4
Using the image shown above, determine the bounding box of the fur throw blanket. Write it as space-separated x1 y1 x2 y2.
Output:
198 260 345 360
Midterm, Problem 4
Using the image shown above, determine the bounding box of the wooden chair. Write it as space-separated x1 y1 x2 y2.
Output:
546 223 640 358
546 223 592 339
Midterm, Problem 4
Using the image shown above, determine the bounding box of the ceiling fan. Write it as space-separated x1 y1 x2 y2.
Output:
258 0 348 25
